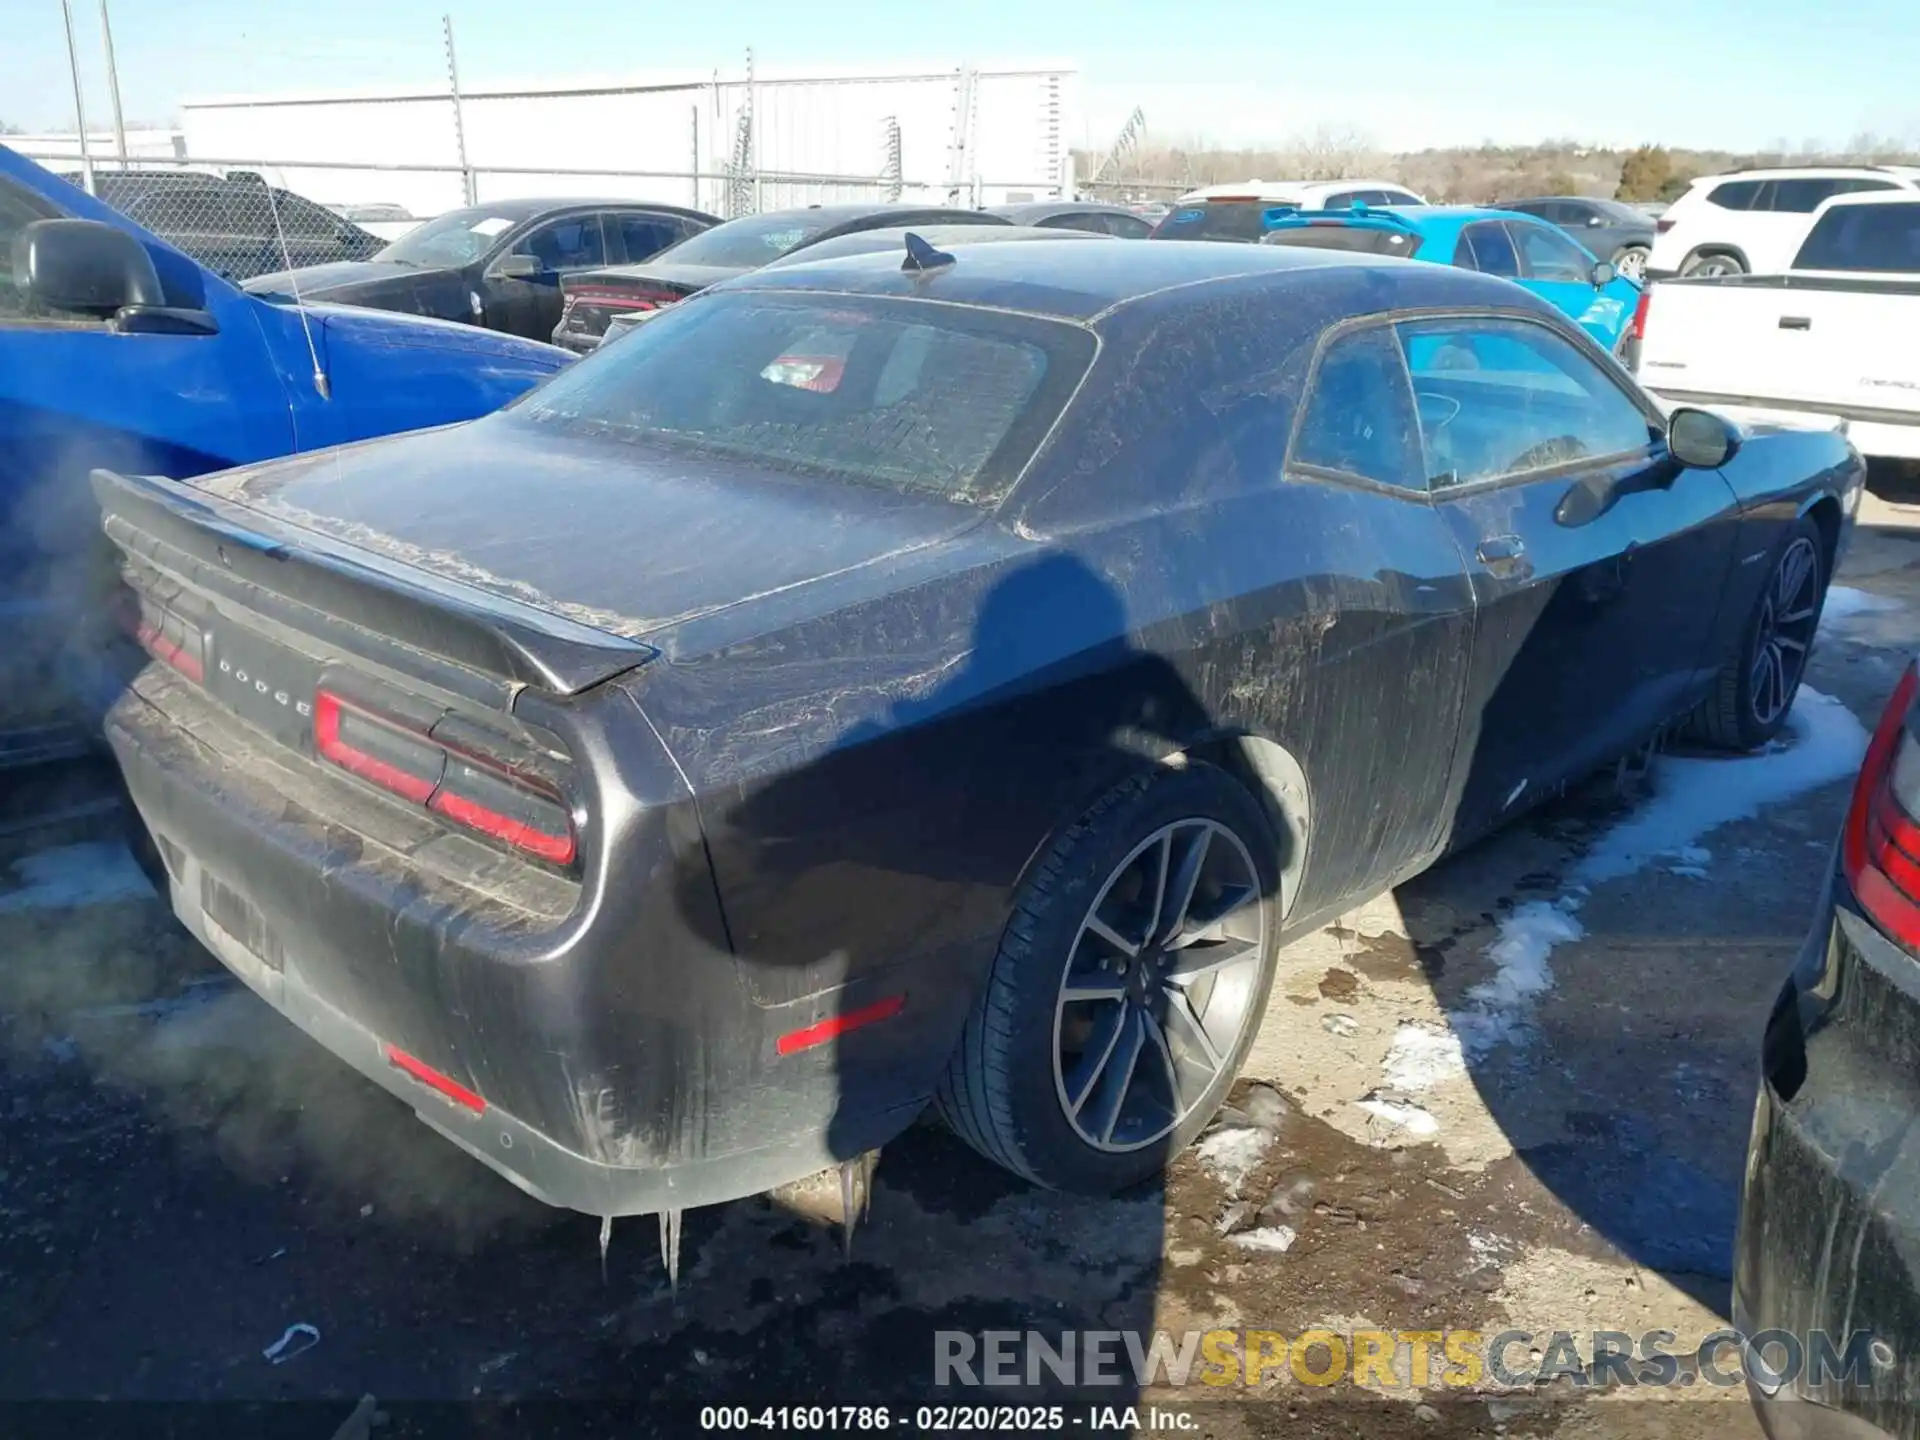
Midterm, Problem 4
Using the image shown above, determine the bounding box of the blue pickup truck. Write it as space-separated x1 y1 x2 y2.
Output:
0 146 571 768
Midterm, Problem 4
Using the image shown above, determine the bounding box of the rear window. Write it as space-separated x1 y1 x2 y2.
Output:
1151 201 1285 244
1793 202 1920 273
1262 225 1423 257
656 213 834 268
519 292 1096 507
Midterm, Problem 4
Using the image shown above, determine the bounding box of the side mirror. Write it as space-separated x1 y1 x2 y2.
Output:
1591 261 1615 287
1669 406 1740 469
13 218 164 315
492 253 543 280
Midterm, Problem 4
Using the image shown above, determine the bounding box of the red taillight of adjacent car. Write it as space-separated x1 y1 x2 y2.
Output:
313 688 577 866
1630 287 1652 343
1655 217 1676 234
1842 661 1920 950
566 284 683 315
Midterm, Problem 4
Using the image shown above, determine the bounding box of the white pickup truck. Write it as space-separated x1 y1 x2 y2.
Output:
1636 191 1920 464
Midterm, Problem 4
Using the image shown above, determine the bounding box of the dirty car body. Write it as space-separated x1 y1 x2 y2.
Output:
1739 660 1920 1440
92 242 1862 1217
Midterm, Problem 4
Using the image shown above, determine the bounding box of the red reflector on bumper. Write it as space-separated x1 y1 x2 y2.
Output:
775 994 906 1056
385 1044 487 1114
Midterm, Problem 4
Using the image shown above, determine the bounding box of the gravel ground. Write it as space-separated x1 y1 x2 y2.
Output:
3 487 1917 1438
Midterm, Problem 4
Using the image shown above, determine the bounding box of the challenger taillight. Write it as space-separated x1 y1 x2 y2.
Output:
313 688 576 866
120 593 205 683
1842 661 1920 951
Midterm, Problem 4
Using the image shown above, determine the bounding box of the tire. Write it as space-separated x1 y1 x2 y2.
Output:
1684 516 1828 751
1681 249 1747 278
934 761 1282 1193
1611 245 1650 282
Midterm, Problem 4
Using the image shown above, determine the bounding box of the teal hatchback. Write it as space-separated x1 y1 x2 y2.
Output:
1250 203 1646 367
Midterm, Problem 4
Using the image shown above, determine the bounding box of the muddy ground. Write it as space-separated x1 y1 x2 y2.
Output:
3 485 1917 1438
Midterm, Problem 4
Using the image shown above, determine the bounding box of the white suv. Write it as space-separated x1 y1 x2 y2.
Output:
1152 179 1428 241
1647 165 1920 278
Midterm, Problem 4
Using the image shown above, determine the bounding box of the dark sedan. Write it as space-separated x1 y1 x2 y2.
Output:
244 198 718 341
91 240 1862 1231
87 170 386 281
986 200 1155 238
1505 196 1657 282
549 202 1011 353
1739 660 1920 1438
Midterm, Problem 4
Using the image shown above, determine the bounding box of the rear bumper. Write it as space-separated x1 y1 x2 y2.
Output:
103 668 938 1216
1735 876 1920 1438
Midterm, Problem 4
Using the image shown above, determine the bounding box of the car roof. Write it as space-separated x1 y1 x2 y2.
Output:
1175 179 1421 202
1811 189 1920 209
1703 165 1920 183
768 223 1114 266
987 201 1144 220
435 197 717 223
719 236 1520 324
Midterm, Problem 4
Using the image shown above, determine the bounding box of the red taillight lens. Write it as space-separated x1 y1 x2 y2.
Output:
566 285 677 312
313 691 441 803
312 689 577 866
1655 217 1676 233
429 753 575 866
1630 288 1652 342
1843 662 1920 949
121 594 205 683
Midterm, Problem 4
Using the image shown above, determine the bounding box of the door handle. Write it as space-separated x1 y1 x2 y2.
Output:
1477 534 1526 565
1779 315 1811 331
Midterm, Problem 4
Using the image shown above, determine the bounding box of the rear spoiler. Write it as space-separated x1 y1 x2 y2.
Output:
91 468 655 698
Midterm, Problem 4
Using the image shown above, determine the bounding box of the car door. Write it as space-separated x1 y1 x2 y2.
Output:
1274 321 1479 906
479 212 609 339
1400 313 1739 845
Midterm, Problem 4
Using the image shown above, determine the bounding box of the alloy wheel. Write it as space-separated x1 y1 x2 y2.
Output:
1616 248 1648 282
1750 535 1821 726
1052 818 1268 1153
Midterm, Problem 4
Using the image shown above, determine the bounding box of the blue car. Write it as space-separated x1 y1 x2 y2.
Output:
0 145 572 767
1259 204 1645 365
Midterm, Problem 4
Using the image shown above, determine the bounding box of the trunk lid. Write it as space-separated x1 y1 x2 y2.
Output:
170 411 985 648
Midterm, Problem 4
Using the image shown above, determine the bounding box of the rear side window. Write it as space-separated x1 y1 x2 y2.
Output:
1455 223 1520 278
1793 202 1920 273
1380 190 1426 207
520 292 1095 506
1289 326 1425 492
1707 181 1765 211
612 214 682 263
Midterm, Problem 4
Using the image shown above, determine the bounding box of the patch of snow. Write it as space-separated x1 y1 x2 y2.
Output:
1356 1097 1439 1137
1467 1231 1513 1266
1381 688 1869 1094
0 843 154 913
1229 1224 1298 1254
1381 1024 1466 1090
1576 688 1868 886
1195 1126 1274 1194
1821 586 1902 632
1322 1013 1360 1037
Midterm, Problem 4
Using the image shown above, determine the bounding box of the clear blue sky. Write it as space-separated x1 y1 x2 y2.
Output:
6 0 1916 153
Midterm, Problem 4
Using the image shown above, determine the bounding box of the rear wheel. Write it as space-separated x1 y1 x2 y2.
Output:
1685 517 1827 751
935 762 1281 1193
1681 249 1747 278
1611 244 1650 282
